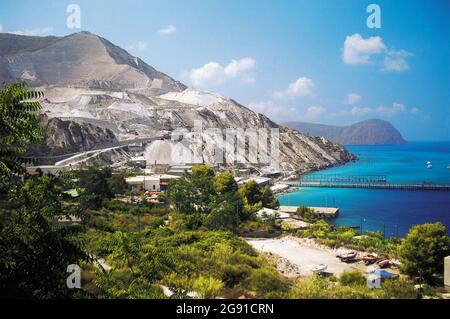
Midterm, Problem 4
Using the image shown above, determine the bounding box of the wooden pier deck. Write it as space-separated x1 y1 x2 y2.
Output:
284 174 450 191
286 181 450 191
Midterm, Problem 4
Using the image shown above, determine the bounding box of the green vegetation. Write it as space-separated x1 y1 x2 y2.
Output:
0 82 45 175
193 275 224 299
0 83 447 299
289 273 417 299
1 174 89 298
296 220 402 257
167 166 279 233
295 206 318 223
399 223 450 284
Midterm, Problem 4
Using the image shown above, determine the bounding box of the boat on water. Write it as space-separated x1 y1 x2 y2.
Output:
311 264 328 273
426 161 433 169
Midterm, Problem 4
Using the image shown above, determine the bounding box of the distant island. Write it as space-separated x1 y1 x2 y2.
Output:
282 119 407 145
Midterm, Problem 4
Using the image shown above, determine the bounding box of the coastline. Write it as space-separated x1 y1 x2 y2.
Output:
276 142 450 237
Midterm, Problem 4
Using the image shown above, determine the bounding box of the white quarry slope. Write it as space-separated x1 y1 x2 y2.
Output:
0 31 354 173
160 88 230 107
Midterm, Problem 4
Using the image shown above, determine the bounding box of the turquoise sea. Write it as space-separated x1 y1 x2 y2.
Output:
277 142 450 236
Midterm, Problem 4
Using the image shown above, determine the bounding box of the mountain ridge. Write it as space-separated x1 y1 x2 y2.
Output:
283 119 407 145
0 31 356 174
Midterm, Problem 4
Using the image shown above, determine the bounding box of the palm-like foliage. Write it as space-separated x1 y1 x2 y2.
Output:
0 82 45 175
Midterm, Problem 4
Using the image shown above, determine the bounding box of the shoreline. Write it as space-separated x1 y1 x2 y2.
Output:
246 236 398 279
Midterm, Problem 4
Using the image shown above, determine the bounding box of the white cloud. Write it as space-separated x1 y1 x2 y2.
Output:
12 27 53 36
186 57 256 88
224 57 255 77
342 34 412 72
342 33 386 64
351 102 407 117
383 50 412 72
345 93 362 105
128 41 148 52
272 77 314 100
0 24 3 33
158 25 176 36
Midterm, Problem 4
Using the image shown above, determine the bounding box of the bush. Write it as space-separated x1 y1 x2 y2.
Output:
339 270 367 286
381 279 417 299
193 275 224 299
249 267 288 297
221 264 251 288
289 275 329 299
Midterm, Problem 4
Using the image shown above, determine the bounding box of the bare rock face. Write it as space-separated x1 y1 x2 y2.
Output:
0 31 355 174
43 116 117 153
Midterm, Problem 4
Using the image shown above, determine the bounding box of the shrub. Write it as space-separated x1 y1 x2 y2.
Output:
249 267 288 297
381 279 417 299
339 270 367 287
193 275 224 299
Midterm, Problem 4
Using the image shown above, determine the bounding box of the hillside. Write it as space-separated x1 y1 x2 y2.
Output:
0 31 355 174
283 119 407 145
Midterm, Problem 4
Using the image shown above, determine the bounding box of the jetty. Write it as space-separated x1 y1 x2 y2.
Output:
285 174 450 191
278 206 339 218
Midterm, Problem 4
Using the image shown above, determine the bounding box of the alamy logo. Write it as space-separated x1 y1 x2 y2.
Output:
367 4 381 29
66 4 82 30
66 264 81 289
171 120 280 169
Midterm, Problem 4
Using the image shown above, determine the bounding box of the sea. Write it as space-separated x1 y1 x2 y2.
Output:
277 142 450 237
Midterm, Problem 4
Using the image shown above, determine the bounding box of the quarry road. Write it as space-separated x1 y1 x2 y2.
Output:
30 134 167 162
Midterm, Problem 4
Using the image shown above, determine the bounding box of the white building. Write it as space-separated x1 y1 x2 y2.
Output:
126 176 160 192
125 174 181 192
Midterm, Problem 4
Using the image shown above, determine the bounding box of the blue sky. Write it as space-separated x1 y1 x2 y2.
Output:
0 0 449 140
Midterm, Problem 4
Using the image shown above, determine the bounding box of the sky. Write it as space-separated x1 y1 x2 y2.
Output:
0 0 449 140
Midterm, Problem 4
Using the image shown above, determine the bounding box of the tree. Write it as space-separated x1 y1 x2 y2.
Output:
238 181 279 216
239 180 261 206
188 165 215 213
213 172 237 194
205 198 240 231
166 165 215 215
206 172 242 230
296 206 318 223
78 164 114 209
261 185 279 209
10 174 67 217
0 82 45 175
0 175 89 298
399 223 450 284
108 173 128 195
